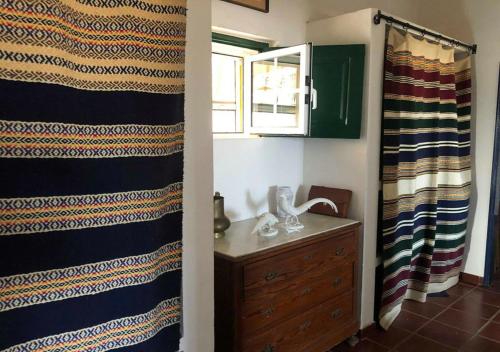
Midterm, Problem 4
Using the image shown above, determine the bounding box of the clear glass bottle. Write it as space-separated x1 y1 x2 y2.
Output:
276 186 293 218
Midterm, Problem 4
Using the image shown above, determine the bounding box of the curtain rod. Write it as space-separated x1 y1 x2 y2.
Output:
373 10 477 54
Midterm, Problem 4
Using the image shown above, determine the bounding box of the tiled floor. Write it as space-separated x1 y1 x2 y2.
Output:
331 279 500 351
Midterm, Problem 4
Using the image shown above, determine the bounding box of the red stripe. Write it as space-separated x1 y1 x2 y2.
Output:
385 81 456 100
456 79 471 91
382 284 407 307
430 261 462 274
432 247 464 261
385 61 456 84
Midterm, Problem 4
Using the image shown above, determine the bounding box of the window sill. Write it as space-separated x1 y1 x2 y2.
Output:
213 133 260 140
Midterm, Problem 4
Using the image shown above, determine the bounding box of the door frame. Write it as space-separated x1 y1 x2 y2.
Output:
484 68 500 286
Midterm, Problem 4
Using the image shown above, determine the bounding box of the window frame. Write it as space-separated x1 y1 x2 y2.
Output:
211 33 270 137
244 44 312 136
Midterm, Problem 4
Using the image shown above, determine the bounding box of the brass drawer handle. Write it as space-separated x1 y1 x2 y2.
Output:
335 247 345 256
333 277 342 287
262 344 275 352
299 320 312 331
265 271 278 281
261 307 274 318
331 308 343 319
301 287 312 295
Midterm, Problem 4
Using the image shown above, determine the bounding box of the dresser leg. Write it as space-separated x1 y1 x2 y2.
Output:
347 335 360 347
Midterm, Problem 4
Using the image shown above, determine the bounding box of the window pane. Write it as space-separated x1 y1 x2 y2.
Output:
212 53 243 133
251 54 300 128
213 110 237 133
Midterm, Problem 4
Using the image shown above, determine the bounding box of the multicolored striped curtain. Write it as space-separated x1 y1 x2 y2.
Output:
0 1 185 351
380 28 471 329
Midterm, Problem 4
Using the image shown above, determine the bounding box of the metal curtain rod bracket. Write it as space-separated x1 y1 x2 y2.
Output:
373 10 477 54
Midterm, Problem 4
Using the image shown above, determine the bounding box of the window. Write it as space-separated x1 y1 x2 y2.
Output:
212 34 264 134
212 44 257 133
212 33 312 136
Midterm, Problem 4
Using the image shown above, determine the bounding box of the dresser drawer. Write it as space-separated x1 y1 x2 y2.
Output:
243 290 354 352
242 261 353 334
243 232 355 292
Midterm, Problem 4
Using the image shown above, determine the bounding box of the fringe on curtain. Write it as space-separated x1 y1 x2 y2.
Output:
380 27 472 329
0 1 186 351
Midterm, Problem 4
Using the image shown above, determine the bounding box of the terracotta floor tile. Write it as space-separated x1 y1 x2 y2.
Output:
363 326 410 348
494 313 500 323
486 281 500 294
466 288 500 307
479 322 500 342
447 283 475 297
435 308 488 334
417 320 472 349
391 334 454 352
391 310 428 331
451 296 499 319
461 336 500 352
329 339 389 352
402 300 446 318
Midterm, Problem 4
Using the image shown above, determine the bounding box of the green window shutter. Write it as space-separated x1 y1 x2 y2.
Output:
310 44 365 138
212 33 269 52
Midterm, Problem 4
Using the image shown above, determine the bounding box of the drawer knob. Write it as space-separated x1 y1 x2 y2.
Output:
331 308 343 319
261 307 275 318
265 271 278 281
299 320 312 331
262 344 275 352
335 247 345 256
303 254 313 260
333 277 342 287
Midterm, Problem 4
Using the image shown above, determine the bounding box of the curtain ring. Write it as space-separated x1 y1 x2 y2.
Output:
403 24 408 35
420 29 426 40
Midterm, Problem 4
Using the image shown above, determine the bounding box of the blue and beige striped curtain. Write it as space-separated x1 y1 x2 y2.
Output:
0 1 185 350
380 28 472 328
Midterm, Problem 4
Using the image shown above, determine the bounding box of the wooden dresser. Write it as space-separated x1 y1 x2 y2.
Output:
214 213 361 352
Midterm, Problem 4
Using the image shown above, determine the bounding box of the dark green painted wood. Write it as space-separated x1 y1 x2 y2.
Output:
310 45 365 139
212 33 269 52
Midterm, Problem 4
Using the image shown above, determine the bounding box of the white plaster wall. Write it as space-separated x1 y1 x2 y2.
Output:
305 8 380 330
212 0 309 222
181 0 214 350
213 138 304 221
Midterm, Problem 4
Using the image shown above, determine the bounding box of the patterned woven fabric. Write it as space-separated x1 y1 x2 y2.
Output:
380 28 471 329
0 0 185 351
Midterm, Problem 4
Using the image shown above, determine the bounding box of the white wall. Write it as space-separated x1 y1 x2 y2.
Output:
305 8 383 329
212 0 310 221
181 0 214 351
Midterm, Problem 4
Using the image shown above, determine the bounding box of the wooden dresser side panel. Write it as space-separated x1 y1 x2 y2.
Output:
215 256 243 352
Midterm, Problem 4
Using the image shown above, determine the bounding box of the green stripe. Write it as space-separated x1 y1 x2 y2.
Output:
436 222 467 234
457 106 471 116
384 118 458 129
384 100 457 113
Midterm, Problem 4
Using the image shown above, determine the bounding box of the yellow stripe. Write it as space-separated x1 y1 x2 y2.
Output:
2 250 181 299
1 190 181 216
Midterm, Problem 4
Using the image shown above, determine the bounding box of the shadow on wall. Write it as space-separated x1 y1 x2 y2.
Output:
239 185 307 219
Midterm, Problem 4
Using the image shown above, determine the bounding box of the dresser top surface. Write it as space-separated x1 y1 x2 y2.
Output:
214 213 360 260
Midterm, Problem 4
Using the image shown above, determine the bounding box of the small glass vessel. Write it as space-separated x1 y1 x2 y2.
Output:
276 186 293 218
